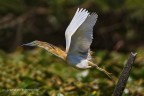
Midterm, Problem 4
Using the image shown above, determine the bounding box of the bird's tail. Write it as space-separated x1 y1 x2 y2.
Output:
88 61 112 79
23 40 67 60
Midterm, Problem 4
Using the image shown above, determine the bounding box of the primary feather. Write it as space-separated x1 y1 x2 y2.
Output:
66 9 98 68
65 8 89 53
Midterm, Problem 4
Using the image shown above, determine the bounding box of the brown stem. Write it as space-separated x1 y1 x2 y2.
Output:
113 52 137 96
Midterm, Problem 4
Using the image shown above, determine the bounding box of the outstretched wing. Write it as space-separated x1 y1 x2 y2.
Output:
65 8 89 53
23 40 66 60
67 11 98 66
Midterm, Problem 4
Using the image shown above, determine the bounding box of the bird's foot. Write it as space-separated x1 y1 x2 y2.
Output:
88 61 112 79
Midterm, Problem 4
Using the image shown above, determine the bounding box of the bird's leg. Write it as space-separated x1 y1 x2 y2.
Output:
88 61 112 79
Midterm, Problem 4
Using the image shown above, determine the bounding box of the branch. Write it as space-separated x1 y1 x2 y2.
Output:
113 52 137 96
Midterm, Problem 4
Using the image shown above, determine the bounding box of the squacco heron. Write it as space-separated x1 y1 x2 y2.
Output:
23 8 111 78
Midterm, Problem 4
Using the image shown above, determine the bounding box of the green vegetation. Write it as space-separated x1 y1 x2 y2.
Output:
0 48 144 96
0 0 144 95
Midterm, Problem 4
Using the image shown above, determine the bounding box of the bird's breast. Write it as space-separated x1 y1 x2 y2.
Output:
66 54 89 69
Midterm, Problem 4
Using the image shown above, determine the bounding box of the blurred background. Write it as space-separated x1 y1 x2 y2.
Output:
0 0 144 96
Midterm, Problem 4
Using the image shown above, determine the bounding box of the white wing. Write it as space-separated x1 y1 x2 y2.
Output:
65 8 89 52
66 11 98 68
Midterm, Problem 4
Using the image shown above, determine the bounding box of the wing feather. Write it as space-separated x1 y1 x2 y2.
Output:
65 8 89 52
66 12 98 66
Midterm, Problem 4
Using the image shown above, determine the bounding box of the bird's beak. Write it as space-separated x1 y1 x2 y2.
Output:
21 42 36 46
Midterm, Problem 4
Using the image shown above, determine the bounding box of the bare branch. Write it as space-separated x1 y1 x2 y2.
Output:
113 52 137 96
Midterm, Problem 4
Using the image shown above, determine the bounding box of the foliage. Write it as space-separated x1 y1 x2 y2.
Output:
0 48 144 96
0 0 144 95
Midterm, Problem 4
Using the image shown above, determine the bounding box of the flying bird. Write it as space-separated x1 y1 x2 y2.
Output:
23 8 111 78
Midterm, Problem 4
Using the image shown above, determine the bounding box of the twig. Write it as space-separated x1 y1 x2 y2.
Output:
113 52 137 96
